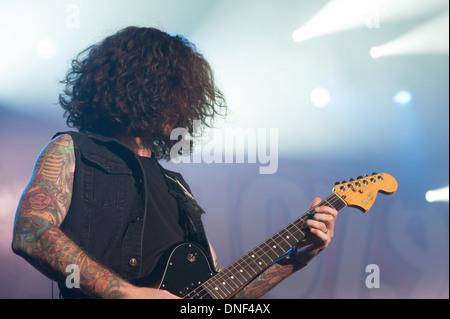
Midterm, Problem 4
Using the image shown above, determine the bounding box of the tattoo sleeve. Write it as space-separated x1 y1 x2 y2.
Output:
233 256 304 299
12 134 128 298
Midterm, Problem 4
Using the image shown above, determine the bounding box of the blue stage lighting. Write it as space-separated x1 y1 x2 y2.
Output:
393 90 413 105
310 87 330 108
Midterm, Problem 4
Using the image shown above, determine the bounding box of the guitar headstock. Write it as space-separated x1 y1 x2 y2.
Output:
333 173 398 212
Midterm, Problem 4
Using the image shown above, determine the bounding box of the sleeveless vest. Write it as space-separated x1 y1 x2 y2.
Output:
54 131 212 298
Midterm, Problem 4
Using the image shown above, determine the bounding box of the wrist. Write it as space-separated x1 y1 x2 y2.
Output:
276 247 307 270
292 244 323 267
291 246 308 267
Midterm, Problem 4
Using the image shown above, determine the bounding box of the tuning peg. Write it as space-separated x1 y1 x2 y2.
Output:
342 180 347 184
357 176 364 179
372 172 377 175
349 178 355 182
334 182 340 186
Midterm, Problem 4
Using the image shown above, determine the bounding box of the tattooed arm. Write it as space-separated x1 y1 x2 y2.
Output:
233 198 338 299
11 134 177 299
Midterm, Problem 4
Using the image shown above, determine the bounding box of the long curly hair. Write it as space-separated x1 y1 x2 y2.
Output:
59 26 226 160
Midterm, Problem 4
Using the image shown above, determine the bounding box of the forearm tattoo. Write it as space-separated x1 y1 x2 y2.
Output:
12 135 125 298
234 262 295 299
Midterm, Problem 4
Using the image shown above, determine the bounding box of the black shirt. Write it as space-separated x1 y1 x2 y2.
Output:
137 155 185 280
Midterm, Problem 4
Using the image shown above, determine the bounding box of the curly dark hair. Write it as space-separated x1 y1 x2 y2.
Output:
59 26 226 160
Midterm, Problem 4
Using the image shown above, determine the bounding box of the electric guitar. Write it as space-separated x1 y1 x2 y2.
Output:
157 173 398 299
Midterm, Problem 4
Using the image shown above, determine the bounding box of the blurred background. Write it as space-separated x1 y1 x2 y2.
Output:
0 0 448 298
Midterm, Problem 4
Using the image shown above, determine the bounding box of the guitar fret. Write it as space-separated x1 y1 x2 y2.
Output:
248 248 267 266
240 255 261 273
224 264 247 286
323 194 347 210
280 226 303 245
203 282 224 299
206 264 253 298
273 231 296 249
222 260 256 284
330 193 347 211
280 226 302 245
215 269 244 290
190 286 213 299
261 240 284 260
206 274 236 299
291 219 306 233
217 280 232 296
322 198 333 208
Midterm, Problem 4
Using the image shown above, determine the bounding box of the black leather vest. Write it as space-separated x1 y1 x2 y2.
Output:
54 131 212 298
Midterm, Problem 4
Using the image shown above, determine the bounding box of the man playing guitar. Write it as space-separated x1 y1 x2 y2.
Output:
12 26 338 299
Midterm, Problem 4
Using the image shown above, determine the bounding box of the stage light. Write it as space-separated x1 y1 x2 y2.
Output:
293 0 448 44
37 38 57 59
292 0 370 43
370 46 382 59
426 186 449 202
310 87 330 108
368 11 449 59
393 90 413 105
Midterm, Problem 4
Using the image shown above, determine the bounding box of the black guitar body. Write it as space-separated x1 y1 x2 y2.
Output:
158 242 217 298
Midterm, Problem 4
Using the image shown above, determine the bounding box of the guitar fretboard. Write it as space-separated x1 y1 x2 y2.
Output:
185 193 347 299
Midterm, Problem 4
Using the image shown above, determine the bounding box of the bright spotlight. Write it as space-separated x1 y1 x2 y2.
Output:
310 87 330 108
426 186 449 203
293 0 449 44
393 90 413 105
292 0 369 43
369 11 449 58
37 38 57 59
370 46 382 59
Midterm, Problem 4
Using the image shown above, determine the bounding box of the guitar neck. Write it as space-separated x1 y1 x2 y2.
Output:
197 193 348 299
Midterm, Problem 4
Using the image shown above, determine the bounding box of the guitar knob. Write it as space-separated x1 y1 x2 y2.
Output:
187 253 196 263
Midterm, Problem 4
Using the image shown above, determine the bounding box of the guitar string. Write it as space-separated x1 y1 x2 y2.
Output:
186 177 382 298
195 175 384 299
183 193 347 299
182 193 348 299
190 222 307 298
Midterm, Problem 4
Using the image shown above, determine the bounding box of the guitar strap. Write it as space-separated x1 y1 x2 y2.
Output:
161 168 213 265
